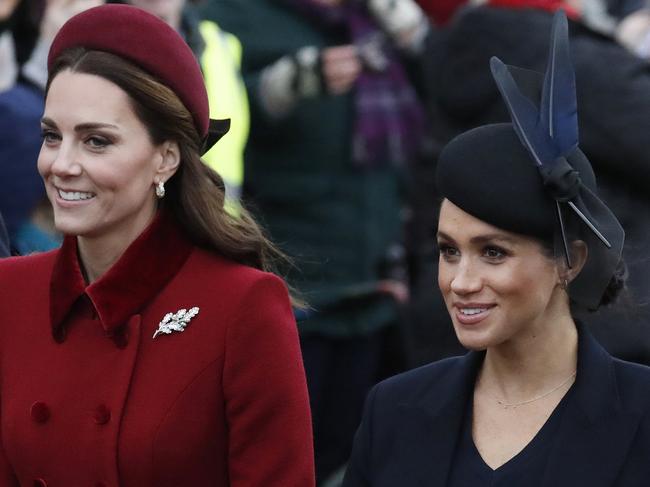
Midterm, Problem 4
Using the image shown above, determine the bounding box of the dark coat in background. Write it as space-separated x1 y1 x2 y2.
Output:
408 5 650 365
0 83 46 243
199 2 420 481
200 0 403 338
343 325 650 486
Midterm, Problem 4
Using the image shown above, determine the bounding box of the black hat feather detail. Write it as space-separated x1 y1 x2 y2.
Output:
437 10 624 310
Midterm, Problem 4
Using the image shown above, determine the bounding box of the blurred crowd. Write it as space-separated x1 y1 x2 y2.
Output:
2 0 650 485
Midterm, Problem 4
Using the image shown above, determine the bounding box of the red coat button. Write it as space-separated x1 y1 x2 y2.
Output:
33 479 47 487
93 405 111 425
30 402 50 423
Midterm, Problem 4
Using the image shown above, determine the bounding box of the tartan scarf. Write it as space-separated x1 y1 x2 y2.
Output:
278 0 426 167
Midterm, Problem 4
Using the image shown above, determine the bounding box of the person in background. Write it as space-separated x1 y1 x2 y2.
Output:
112 0 249 212
0 78 51 254
344 12 650 486
201 0 429 483
0 0 102 254
1 1 32 258
0 5 314 485
0 0 19 91
615 1 650 57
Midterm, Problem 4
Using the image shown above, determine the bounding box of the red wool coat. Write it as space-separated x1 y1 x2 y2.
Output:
0 213 315 486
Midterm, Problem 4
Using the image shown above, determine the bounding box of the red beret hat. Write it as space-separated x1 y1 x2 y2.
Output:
48 4 209 139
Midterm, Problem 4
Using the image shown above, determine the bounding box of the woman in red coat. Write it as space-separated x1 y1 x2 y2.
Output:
0 4 315 486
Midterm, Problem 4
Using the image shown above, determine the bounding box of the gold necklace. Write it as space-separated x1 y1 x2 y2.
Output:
490 371 577 410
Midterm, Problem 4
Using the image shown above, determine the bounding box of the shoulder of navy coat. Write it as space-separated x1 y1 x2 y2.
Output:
343 324 650 487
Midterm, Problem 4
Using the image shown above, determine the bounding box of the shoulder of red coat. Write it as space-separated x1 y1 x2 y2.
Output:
184 247 288 294
0 248 59 280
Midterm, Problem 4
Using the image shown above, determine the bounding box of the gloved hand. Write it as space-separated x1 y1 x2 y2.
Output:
616 9 650 59
367 0 429 51
260 44 361 117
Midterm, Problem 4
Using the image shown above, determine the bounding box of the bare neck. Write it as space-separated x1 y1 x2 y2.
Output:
479 299 578 400
76 211 157 284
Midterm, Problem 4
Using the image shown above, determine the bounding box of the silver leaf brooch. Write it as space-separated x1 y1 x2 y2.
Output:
153 307 200 339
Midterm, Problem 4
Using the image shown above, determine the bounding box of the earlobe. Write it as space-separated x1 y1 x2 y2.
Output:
156 141 181 180
568 240 588 281
559 240 588 288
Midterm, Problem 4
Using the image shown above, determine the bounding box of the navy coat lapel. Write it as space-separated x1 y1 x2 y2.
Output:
393 325 643 487
395 351 484 487
542 325 643 487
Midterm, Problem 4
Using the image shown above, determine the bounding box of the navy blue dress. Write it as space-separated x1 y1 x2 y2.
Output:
447 389 573 486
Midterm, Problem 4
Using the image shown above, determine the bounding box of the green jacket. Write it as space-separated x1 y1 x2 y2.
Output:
201 0 404 336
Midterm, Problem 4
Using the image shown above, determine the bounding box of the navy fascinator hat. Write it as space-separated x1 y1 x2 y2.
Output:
437 10 624 311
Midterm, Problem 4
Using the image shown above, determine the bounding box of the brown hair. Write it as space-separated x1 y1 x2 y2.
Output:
47 48 302 305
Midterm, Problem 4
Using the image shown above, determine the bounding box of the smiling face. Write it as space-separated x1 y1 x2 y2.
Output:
38 70 168 241
437 199 566 351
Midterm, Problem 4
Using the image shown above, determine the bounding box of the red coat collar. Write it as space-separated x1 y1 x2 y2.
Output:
50 211 193 337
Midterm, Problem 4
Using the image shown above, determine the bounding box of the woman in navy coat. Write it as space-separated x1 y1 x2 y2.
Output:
343 11 650 487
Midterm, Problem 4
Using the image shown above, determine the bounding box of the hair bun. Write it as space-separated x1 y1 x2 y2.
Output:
598 259 628 308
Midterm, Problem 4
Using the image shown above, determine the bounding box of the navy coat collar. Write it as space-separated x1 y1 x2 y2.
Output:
396 324 642 487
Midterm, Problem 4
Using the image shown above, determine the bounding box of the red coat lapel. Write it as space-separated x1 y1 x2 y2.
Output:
49 211 193 337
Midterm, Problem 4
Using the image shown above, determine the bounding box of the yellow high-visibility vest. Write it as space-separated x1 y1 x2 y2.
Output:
199 21 249 215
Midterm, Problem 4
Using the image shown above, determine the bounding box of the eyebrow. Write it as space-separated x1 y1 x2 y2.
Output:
41 117 119 132
437 231 517 246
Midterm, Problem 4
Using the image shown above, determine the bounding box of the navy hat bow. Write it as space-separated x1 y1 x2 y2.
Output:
489 10 624 309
